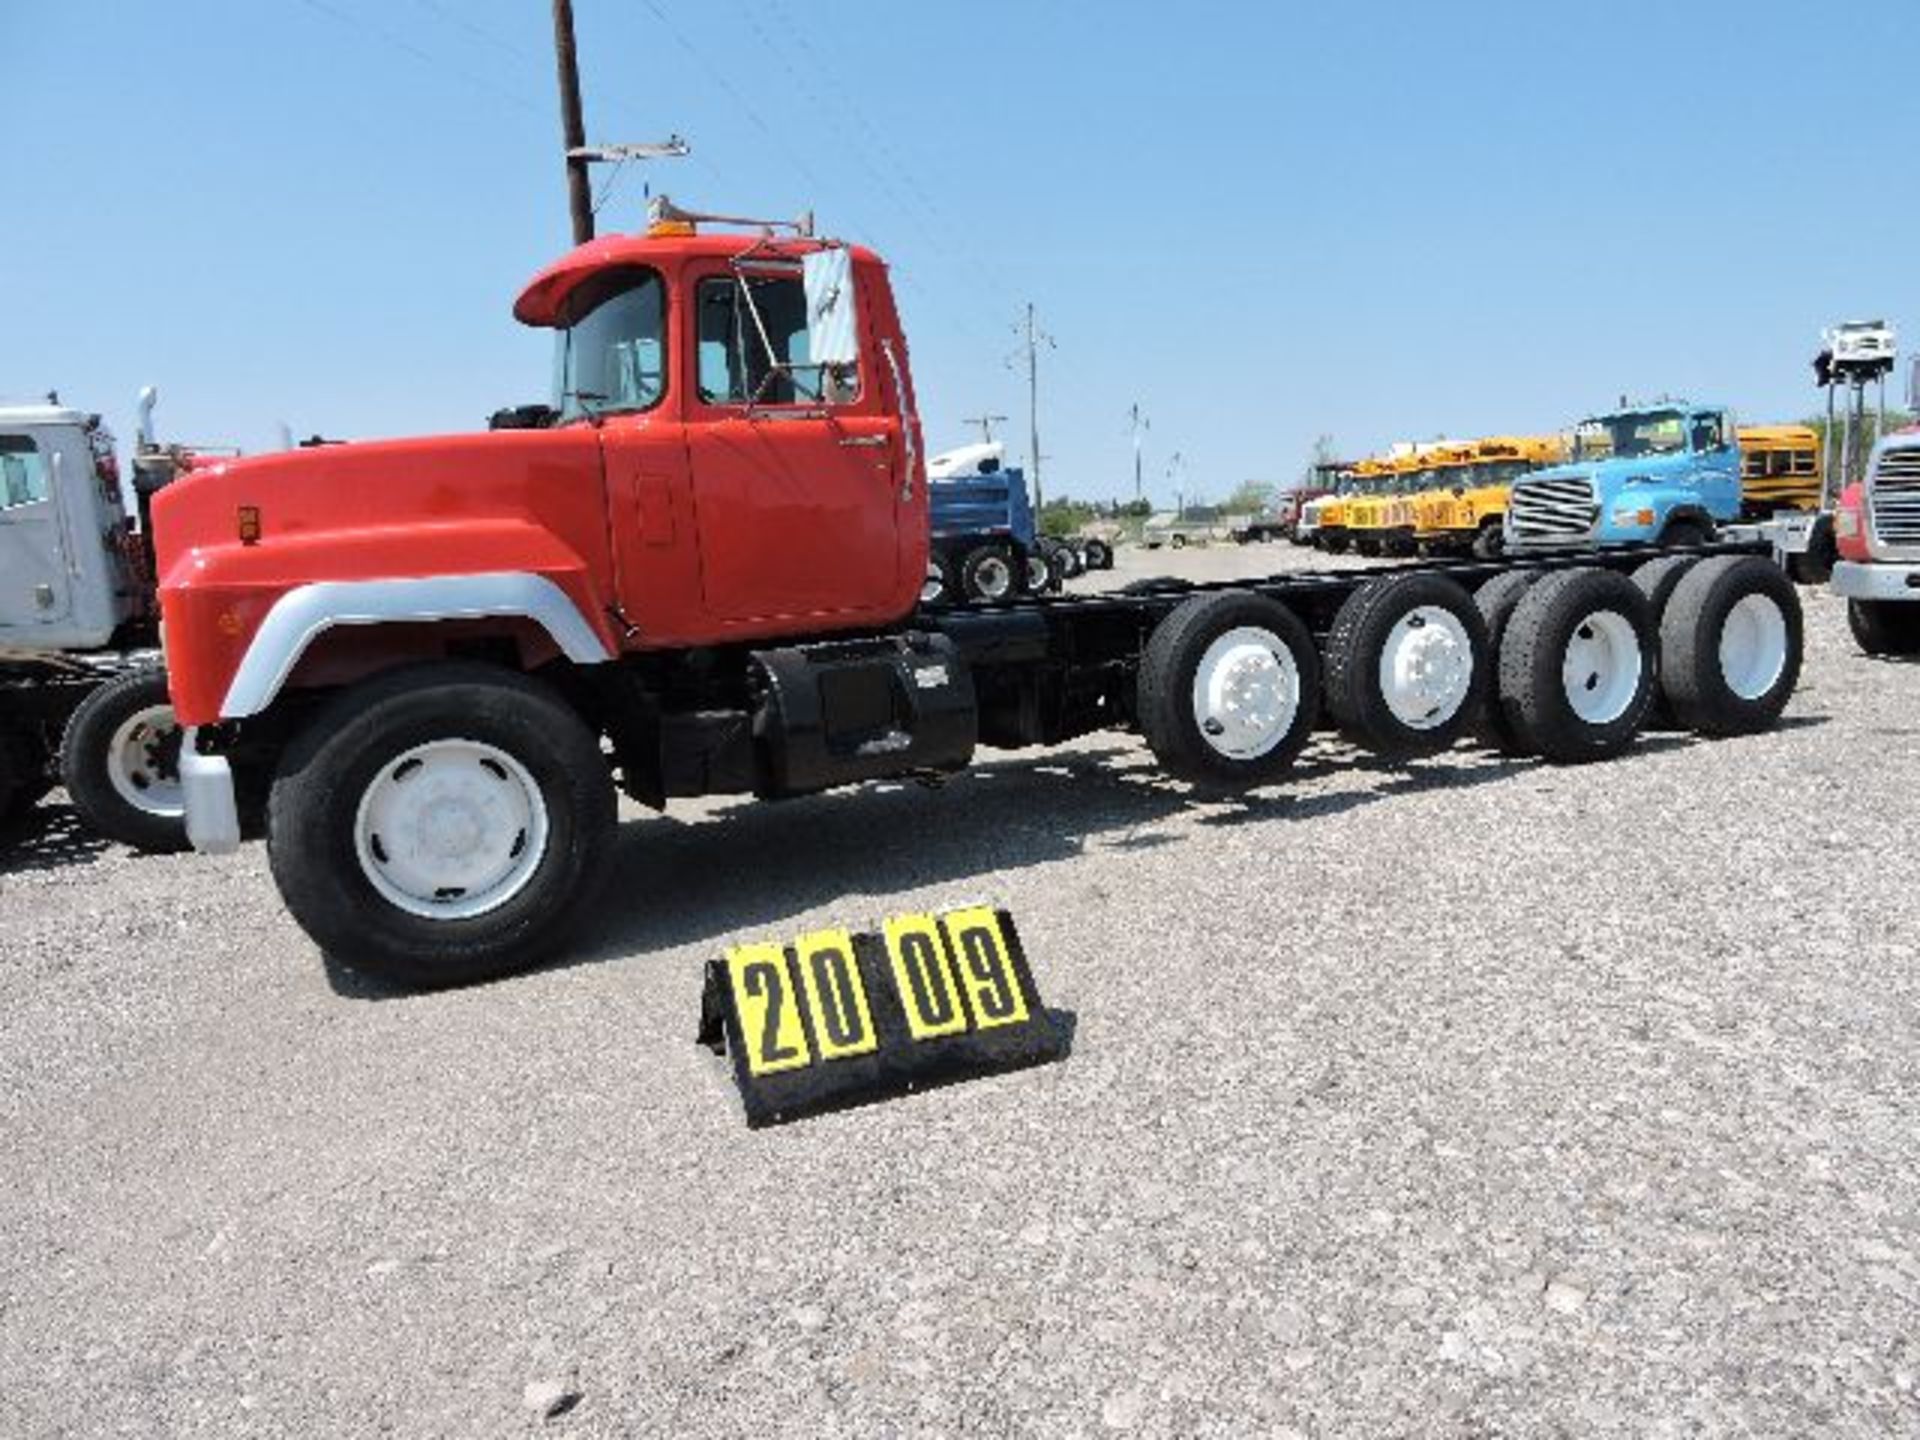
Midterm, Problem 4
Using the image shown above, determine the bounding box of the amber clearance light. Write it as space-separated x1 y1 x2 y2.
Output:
237 505 262 545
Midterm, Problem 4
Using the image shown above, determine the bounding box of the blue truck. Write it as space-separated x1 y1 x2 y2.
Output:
1505 403 1742 551
923 442 1049 604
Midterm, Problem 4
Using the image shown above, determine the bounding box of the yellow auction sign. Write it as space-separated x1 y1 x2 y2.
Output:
698 906 1064 1127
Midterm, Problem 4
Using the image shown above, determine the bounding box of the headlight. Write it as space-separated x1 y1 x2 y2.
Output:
1611 507 1656 527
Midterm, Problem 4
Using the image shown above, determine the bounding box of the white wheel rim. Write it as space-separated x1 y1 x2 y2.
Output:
1719 592 1788 700
106 703 185 818
975 556 1012 599
1026 556 1049 590
353 739 550 921
1191 626 1299 760
1376 605 1474 730
1560 609 1642 724
921 562 945 604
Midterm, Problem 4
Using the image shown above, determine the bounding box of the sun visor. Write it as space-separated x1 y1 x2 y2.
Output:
513 239 638 327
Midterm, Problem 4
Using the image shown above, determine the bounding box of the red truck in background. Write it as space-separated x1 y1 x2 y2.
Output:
1831 397 1920 655
154 200 1808 989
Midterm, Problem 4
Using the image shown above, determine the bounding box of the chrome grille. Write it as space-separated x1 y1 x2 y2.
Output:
1508 477 1597 542
1871 445 1920 547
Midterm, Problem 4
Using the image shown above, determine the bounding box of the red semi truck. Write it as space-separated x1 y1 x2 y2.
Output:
154 201 1808 988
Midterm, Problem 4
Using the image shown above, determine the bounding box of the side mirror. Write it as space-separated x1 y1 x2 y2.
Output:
802 247 860 368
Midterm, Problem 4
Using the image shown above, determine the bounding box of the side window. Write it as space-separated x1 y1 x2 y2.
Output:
697 273 859 407
1691 414 1725 453
0 437 50 510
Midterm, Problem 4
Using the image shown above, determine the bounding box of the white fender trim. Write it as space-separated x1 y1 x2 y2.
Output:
221 572 611 719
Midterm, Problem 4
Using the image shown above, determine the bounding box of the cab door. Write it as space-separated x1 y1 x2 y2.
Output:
0 430 72 635
685 265 904 627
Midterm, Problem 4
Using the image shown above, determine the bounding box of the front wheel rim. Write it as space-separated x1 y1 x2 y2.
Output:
1719 592 1788 699
353 739 551 921
1560 609 1642 724
1376 605 1474 729
1191 626 1299 760
106 704 185 817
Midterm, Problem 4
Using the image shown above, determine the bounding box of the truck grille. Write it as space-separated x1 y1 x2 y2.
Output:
1508 477 1597 543
1870 445 1920 547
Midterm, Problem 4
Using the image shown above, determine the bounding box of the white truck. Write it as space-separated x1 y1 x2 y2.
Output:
0 393 191 848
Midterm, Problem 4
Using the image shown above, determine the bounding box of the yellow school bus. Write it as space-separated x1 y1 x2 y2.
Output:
1412 434 1567 557
1735 424 1821 519
1344 451 1426 556
1312 456 1394 554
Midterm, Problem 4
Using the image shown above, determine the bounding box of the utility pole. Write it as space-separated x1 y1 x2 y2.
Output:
1018 304 1055 514
1127 402 1149 503
962 413 1008 445
551 0 594 244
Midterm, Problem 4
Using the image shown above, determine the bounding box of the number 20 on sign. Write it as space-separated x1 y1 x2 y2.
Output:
698 906 1064 1127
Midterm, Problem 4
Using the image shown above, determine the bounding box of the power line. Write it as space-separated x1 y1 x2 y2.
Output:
293 0 545 116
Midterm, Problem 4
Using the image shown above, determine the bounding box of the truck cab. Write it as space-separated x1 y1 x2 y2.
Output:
0 404 148 651
155 209 926 732
1505 403 1740 550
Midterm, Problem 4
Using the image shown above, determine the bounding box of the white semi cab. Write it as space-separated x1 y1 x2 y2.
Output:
0 395 190 848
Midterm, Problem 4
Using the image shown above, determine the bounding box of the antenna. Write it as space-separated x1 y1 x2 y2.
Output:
962 413 1008 444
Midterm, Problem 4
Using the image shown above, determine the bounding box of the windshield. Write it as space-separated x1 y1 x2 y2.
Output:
1574 410 1686 461
551 266 666 422
1465 459 1532 488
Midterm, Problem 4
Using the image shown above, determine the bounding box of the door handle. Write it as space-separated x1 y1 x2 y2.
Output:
838 435 888 448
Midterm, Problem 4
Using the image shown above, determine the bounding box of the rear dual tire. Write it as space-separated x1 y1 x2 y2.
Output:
1658 556 1801 735
1324 574 1487 758
1138 591 1319 790
960 545 1016 603
1492 569 1658 762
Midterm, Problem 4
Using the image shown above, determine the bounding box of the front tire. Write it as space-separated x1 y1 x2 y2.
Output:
1848 598 1920 656
267 663 617 989
1659 517 1714 548
60 666 188 852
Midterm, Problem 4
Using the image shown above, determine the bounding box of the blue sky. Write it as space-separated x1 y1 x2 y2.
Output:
5 1 1914 506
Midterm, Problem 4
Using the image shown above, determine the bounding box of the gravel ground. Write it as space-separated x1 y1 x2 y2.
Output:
4 543 1919 1437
